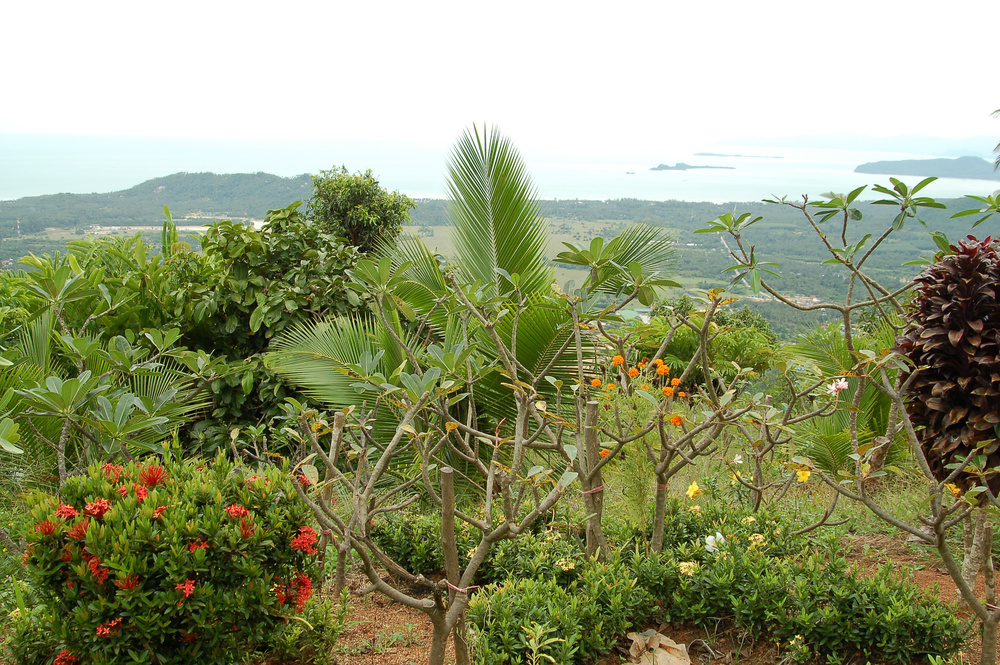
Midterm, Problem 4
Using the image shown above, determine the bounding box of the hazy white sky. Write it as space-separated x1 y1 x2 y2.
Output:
3 0 997 158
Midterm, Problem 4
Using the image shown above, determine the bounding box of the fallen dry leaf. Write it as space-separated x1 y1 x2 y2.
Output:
626 630 691 665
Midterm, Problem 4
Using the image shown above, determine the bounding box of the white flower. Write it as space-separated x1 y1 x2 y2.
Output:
826 378 849 395
705 531 726 553
733 454 744 465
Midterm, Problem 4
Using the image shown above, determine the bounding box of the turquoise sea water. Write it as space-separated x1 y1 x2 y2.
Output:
1 134 997 204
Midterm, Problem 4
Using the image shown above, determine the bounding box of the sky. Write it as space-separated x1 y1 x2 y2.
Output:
3 0 998 161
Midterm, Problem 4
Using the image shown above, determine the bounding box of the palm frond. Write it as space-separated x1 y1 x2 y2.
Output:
447 126 553 295
596 224 677 295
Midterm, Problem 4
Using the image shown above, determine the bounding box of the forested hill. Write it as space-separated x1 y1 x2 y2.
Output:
855 156 1000 181
0 172 313 236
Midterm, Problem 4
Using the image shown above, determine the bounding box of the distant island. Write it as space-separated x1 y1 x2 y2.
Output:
695 152 783 159
854 156 1000 181
650 163 735 171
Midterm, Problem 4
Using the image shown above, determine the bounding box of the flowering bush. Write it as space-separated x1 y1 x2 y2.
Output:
10 455 318 665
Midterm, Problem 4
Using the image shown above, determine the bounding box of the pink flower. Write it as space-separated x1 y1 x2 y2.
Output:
827 378 849 395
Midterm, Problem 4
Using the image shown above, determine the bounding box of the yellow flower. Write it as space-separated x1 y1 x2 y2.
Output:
612 355 625 367
749 533 766 547
678 561 698 577
944 483 962 498
689 505 701 514
741 516 756 525
686 481 703 499
796 469 811 483
556 558 575 571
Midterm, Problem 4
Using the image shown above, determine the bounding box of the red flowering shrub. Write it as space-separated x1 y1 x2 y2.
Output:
14 454 319 665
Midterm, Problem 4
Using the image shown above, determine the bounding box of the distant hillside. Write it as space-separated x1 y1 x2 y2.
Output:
854 156 1000 181
0 172 313 237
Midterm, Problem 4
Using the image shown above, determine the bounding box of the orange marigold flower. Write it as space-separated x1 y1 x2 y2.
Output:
652 358 663 367
591 378 601 388
678 391 686 398
670 415 683 427
641 384 650 391
662 386 674 397
638 362 646 369
612 355 625 367
628 367 639 378
671 378 681 387
606 383 617 391
599 448 611 458
656 365 669 376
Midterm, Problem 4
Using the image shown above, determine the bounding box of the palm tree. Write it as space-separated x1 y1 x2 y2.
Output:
265 126 677 428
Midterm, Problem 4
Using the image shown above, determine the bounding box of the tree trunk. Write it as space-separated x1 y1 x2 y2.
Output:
983 524 998 665
441 468 470 665
963 511 987 600
650 474 669 553
428 614 449 665
583 400 610 559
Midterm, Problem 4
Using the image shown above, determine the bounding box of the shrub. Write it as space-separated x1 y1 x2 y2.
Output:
11 454 319 665
633 537 965 664
467 558 653 664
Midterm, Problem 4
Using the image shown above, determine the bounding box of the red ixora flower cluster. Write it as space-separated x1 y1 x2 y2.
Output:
95 617 122 638
84 498 112 520
152 505 168 519
114 573 140 590
102 463 124 483
66 518 89 540
54 503 78 519
188 539 209 553
54 649 79 665
175 578 195 606
138 463 168 488
239 517 257 539
116 482 148 503
289 526 318 555
274 572 312 612
88 556 110 584
224 504 249 518
34 519 59 536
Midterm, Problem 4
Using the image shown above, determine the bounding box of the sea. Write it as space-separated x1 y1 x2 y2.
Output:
1 133 997 204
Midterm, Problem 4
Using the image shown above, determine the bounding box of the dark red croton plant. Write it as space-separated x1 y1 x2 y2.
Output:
899 236 1000 494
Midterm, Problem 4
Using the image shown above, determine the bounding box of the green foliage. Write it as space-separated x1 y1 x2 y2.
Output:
467 557 653 665
11 455 319 665
899 236 1000 492
163 203 363 451
632 541 964 664
309 166 413 253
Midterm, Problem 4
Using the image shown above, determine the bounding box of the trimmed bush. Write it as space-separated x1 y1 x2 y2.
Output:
11 454 318 665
